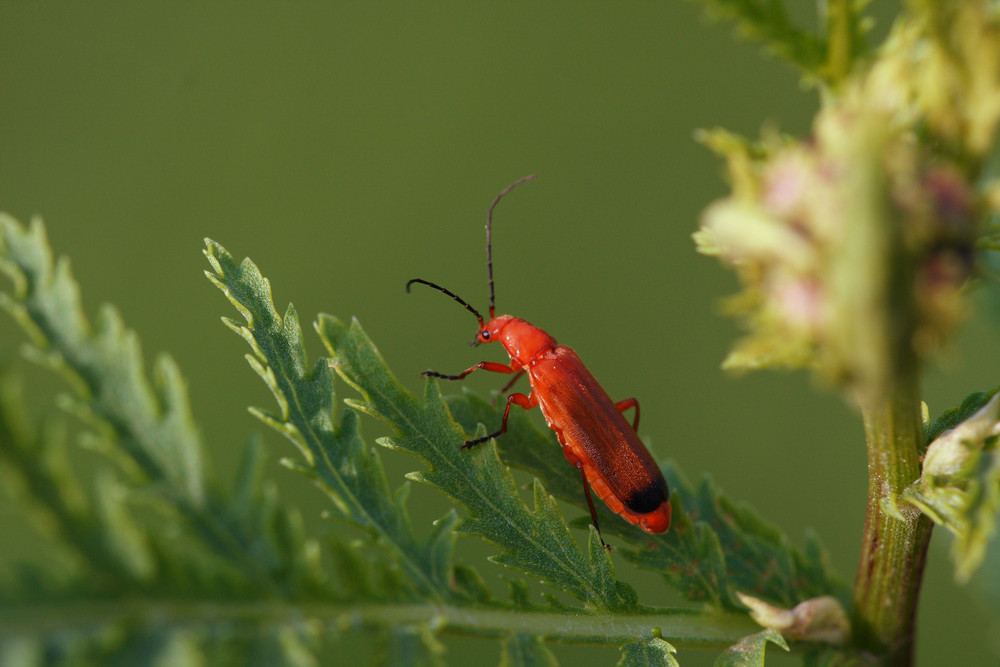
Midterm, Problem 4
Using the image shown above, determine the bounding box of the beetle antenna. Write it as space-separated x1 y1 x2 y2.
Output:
406 278 485 327
486 174 537 319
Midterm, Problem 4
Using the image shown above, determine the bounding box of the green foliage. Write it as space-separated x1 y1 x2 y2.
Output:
501 634 558 667
204 238 453 603
692 0 1000 659
923 387 1000 447
316 311 628 609
686 0 871 85
446 395 848 611
2 1 998 665
712 629 787 666
0 215 204 507
903 390 1000 582
0 216 335 662
616 638 678 667
0 216 854 664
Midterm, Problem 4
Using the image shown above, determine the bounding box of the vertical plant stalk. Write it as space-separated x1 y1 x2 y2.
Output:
853 373 933 666
836 112 934 666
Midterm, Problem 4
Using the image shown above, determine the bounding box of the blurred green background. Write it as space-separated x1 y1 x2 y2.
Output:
1 3 997 665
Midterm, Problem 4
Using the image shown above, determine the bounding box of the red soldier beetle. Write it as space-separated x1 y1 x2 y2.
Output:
406 175 671 548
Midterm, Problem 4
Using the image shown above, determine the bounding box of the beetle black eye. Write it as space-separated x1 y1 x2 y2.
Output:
481 330 490 340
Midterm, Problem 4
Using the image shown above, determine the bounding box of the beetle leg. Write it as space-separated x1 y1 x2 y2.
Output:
561 449 611 550
577 464 611 551
462 391 536 449
615 397 640 431
497 369 526 396
422 360 516 381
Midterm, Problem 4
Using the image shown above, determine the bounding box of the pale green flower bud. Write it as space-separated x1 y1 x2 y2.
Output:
924 393 1000 479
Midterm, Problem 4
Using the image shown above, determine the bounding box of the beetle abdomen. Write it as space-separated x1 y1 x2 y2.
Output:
531 347 671 534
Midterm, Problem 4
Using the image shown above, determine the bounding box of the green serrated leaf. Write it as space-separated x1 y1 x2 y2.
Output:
92 469 156 582
686 0 833 79
317 313 632 609
204 238 451 601
508 579 533 609
617 637 678 667
426 510 461 588
0 214 204 506
501 634 558 667
714 629 788 667
0 221 856 661
447 393 846 610
0 377 150 583
444 392 670 557
633 466 846 609
450 563 493 604
231 434 267 519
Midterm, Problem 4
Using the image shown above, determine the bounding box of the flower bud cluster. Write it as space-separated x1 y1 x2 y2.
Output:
695 3 1000 397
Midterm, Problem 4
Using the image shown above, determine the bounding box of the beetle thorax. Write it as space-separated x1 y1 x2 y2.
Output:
484 315 557 366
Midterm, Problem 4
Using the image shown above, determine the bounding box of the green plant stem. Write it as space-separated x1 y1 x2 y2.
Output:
0 600 761 650
823 0 857 85
852 377 933 666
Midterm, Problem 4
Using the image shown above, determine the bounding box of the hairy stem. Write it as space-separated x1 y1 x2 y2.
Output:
852 376 933 666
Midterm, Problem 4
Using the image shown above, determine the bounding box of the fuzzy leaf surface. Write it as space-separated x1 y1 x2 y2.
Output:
713 629 788 666
617 637 679 667
204 238 455 601
0 227 831 663
203 239 770 652
446 393 847 610
317 313 631 609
